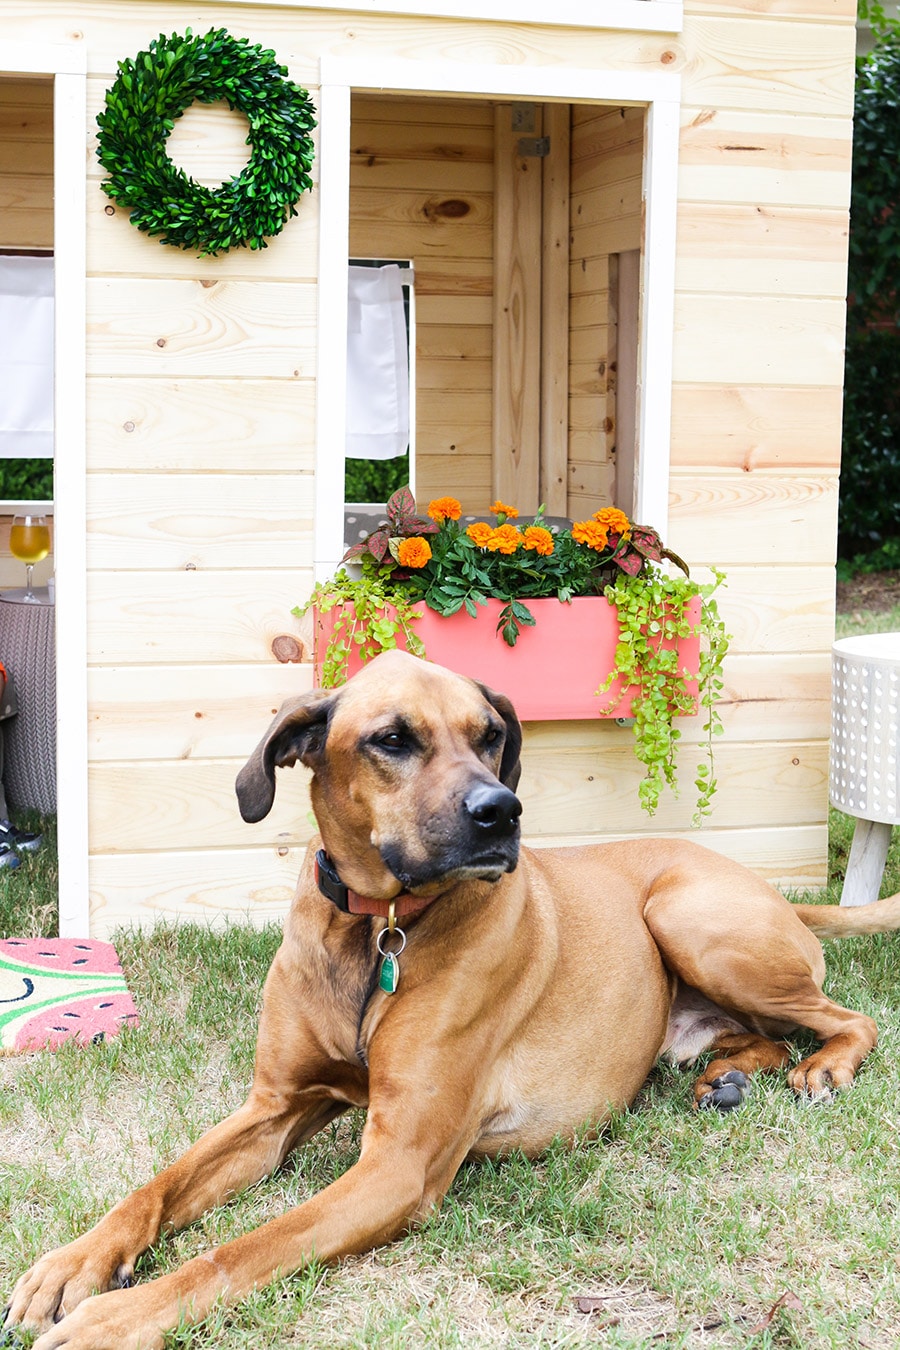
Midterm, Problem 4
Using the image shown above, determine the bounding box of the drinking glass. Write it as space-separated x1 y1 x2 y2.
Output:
9 513 51 603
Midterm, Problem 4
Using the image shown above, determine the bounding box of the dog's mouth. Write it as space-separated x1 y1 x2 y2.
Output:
381 840 519 895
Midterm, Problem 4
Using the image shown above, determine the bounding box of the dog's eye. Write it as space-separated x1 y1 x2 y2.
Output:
483 727 503 748
376 730 408 752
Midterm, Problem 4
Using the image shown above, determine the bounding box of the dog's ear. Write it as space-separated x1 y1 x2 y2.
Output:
474 682 523 792
236 688 337 823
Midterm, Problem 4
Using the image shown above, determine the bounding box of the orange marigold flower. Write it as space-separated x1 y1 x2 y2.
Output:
522 525 555 557
397 537 432 568
490 500 519 519
428 496 462 522
572 520 610 551
466 521 494 547
592 507 632 538
486 523 523 555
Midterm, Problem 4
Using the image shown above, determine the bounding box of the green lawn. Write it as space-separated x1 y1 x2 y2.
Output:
2 599 900 1348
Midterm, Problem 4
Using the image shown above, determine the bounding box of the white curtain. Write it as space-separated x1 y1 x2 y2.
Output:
0 255 54 458
346 263 410 461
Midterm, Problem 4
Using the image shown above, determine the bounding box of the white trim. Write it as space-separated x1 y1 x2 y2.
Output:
319 57 680 106
315 56 681 570
3 45 89 935
1 40 86 76
634 94 680 539
52 68 89 937
314 80 352 580
279 1 682 34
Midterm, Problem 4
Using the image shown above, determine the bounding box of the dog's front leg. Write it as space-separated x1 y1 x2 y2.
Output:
16 1082 477 1350
4 1083 345 1344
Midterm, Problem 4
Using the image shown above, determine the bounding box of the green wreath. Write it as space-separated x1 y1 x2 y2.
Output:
96 28 317 256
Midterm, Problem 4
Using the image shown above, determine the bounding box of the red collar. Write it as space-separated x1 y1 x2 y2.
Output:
315 849 436 919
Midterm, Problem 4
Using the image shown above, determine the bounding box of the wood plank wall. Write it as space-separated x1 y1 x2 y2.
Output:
568 104 643 517
349 94 494 511
0 0 855 933
0 78 53 250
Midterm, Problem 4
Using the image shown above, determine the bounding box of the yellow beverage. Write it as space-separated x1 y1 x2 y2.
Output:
10 523 51 565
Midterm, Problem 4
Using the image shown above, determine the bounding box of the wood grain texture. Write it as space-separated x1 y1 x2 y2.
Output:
85 572 312 666
0 78 52 247
669 384 842 469
667 471 839 565
86 474 316 570
86 377 317 474
88 757 314 853
492 103 542 511
672 293 847 386
85 278 318 377
89 847 304 936
88 663 314 762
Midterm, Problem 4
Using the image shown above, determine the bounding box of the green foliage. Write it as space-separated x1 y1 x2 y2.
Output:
599 570 728 824
841 26 900 559
0 460 53 501
344 454 409 504
836 536 900 581
295 568 425 689
96 28 316 256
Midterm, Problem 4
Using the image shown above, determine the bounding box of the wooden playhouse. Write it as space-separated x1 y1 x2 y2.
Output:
0 0 853 936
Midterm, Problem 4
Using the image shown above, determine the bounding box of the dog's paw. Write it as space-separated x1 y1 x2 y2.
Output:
697 1069 750 1112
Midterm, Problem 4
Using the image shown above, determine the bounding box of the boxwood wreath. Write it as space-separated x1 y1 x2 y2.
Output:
96 28 316 256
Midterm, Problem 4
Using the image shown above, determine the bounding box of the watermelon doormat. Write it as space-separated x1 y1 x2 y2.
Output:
0 938 139 1053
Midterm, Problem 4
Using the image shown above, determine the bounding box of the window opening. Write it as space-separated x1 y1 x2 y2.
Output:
345 258 415 509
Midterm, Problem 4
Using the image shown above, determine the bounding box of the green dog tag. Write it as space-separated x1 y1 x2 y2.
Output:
379 952 399 994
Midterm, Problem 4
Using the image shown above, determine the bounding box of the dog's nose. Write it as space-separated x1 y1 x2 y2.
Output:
463 782 522 836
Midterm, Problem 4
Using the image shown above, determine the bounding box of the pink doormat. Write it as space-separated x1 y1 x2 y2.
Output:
0 938 139 1053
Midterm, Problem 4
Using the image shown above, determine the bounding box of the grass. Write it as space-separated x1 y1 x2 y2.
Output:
2 606 900 1348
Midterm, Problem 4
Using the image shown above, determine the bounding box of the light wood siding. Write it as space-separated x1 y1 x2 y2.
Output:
349 94 494 510
0 78 53 249
568 105 643 517
0 0 856 933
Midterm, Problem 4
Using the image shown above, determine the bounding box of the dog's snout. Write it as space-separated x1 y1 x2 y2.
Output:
464 782 522 836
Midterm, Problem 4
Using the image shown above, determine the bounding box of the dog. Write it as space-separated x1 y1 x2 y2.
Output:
7 648 900 1349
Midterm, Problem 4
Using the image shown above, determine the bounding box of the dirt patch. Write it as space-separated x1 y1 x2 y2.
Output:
836 569 899 614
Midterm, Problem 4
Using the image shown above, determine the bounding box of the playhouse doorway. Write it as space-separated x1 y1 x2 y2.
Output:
347 94 643 524
314 60 680 579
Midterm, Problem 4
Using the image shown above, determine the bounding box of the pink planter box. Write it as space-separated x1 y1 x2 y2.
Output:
315 595 701 722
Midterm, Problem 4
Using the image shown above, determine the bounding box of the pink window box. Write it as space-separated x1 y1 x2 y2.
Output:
314 595 701 722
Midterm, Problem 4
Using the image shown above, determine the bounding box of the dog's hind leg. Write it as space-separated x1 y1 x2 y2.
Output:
646 864 879 1106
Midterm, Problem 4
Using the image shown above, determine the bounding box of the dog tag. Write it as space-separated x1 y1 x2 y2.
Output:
379 952 400 994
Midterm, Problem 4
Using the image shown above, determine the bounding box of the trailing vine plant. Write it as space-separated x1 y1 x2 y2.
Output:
599 569 728 824
300 569 425 689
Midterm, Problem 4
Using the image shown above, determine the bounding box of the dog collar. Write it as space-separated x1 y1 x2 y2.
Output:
314 849 435 919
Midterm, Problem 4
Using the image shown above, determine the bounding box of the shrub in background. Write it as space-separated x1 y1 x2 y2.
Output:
0 460 53 501
842 11 900 567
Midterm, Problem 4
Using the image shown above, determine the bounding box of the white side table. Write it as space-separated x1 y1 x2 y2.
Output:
830 632 900 905
0 589 56 814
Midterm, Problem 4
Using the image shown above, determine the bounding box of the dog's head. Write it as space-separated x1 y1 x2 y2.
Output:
235 650 523 901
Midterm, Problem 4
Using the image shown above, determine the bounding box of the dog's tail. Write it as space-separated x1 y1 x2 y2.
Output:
792 891 900 938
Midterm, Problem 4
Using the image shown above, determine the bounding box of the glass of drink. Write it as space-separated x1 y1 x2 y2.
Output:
9 513 51 603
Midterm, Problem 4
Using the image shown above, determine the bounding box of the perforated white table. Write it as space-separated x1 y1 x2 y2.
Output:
830 632 900 905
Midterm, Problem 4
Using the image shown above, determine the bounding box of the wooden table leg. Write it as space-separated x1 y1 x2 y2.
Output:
840 818 894 907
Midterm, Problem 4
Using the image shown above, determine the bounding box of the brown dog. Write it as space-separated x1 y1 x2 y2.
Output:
7 649 900 1349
